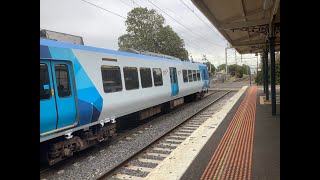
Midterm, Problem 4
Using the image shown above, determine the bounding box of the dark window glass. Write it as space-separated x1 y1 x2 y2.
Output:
193 70 197 81
124 67 139 90
40 64 51 100
101 66 122 93
153 68 163 86
55 64 71 97
140 67 152 88
182 70 188 82
188 70 193 82
197 70 201 81
170 67 178 84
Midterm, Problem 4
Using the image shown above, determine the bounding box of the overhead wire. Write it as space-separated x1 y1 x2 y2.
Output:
79 0 126 19
137 0 227 61
120 0 134 8
145 0 225 47
141 0 216 46
178 0 227 44
135 0 219 56
80 0 222 60
131 0 142 8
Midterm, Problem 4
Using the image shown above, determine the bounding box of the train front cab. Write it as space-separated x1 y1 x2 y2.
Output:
40 59 78 137
199 65 210 92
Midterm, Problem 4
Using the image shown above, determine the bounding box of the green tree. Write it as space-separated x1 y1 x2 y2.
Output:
236 66 245 78
256 70 264 84
255 52 280 85
157 26 188 60
241 64 250 75
216 64 249 78
228 64 237 76
228 64 245 78
217 64 226 72
118 7 189 60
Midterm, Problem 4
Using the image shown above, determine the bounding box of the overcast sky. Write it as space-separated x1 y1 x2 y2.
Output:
40 0 259 68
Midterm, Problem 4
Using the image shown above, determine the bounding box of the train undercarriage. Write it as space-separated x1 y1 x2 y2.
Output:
40 91 207 165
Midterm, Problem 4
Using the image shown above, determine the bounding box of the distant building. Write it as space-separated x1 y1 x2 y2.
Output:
40 29 84 45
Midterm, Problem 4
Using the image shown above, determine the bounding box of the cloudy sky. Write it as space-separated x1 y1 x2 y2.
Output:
40 0 259 69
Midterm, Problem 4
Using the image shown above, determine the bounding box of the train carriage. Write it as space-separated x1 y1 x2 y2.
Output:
40 38 210 165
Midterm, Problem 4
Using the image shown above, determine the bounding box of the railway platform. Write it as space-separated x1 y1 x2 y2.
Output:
144 86 280 180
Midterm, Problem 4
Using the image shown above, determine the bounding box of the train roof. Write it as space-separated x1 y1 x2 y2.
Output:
40 38 207 66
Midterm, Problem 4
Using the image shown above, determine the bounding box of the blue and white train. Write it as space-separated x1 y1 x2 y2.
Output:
40 38 210 165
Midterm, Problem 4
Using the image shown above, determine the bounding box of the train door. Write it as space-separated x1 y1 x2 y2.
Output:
169 67 179 96
40 60 57 133
40 59 77 134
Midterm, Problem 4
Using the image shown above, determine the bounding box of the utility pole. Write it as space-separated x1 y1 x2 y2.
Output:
225 47 228 80
235 49 237 65
256 54 259 85
256 55 258 74
203 55 211 74
249 66 251 86
190 55 193 63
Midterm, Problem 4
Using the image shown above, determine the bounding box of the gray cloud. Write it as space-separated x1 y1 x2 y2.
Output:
41 0 258 67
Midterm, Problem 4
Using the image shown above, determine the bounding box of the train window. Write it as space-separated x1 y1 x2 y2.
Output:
40 64 51 100
182 70 188 82
153 68 163 86
101 66 122 93
193 70 197 81
140 67 152 88
197 70 201 80
55 64 71 98
124 67 139 90
188 70 193 82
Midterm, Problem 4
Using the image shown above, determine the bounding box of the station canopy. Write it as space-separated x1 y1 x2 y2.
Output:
192 0 280 54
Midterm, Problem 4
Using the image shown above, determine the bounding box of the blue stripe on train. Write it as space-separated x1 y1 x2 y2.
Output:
46 46 103 126
40 45 52 59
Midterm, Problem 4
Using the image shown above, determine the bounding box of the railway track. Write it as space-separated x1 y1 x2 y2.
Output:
96 90 231 180
40 90 222 178
233 76 250 82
